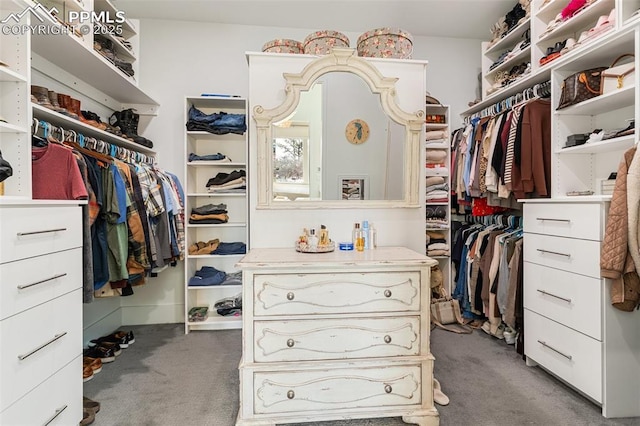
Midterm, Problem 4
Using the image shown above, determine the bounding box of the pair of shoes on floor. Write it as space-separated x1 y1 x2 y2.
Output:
83 356 103 382
84 330 136 363
481 321 505 339
81 397 100 425
433 378 450 406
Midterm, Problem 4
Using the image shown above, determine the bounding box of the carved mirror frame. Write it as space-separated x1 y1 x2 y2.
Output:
253 48 424 209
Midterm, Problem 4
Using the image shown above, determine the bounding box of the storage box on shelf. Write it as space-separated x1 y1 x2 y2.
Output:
550 26 635 198
184 96 248 333
425 103 452 296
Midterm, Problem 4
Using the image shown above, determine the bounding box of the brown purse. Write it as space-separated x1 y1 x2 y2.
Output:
557 67 607 109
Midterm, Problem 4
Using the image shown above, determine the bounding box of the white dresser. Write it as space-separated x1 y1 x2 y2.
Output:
0 202 83 425
235 246 439 426
522 199 640 418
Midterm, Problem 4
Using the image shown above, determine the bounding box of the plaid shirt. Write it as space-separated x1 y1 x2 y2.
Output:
136 163 165 218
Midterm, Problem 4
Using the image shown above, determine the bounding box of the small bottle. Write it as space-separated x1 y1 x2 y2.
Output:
308 228 318 250
353 222 365 252
362 220 370 250
368 222 377 249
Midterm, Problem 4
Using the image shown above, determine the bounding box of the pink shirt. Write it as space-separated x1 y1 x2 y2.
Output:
32 143 88 200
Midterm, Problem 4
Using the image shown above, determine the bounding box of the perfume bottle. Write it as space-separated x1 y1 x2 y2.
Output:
308 228 318 250
362 220 370 250
368 222 377 249
352 222 365 252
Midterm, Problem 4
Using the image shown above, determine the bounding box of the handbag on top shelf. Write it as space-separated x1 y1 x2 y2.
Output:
557 66 607 110
601 54 635 94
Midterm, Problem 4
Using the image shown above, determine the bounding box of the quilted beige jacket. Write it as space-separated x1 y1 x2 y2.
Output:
601 146 640 311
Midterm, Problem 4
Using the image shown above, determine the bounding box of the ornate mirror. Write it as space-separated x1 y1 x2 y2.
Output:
253 48 424 209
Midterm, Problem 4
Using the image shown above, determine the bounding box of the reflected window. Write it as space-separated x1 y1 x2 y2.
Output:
272 123 310 200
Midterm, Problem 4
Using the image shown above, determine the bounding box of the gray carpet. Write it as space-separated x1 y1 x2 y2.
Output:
83 323 640 426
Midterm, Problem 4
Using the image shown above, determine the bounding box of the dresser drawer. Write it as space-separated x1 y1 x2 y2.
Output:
254 272 421 316
0 355 82 425
0 248 82 320
523 233 600 278
254 316 420 362
0 289 82 411
524 309 602 403
253 365 422 414
524 203 601 241
0 206 82 264
523 262 602 340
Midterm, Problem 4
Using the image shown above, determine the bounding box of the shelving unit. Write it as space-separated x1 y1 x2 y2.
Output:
470 0 637 116
425 103 452 295
183 96 248 333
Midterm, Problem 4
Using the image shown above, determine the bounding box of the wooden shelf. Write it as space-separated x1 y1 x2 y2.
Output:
0 122 28 133
0 66 27 82
556 134 634 154
485 19 531 56
554 85 634 116
187 162 246 167
187 315 242 330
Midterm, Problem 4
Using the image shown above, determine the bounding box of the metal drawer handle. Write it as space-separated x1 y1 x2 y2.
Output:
384 335 392 344
17 273 67 290
43 405 68 426
18 332 67 360
287 390 295 399
536 248 571 258
537 340 572 360
536 289 572 304
384 385 393 393
384 290 392 298
286 292 295 301
536 217 571 223
17 228 67 237
286 339 295 348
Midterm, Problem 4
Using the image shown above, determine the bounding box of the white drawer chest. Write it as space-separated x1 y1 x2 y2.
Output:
235 247 439 426
0 202 83 425
522 200 640 418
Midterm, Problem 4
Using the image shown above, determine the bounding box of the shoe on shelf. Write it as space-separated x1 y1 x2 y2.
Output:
31 85 53 109
47 90 67 114
83 397 101 415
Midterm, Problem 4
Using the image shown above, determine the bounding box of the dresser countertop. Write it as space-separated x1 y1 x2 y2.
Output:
237 246 438 269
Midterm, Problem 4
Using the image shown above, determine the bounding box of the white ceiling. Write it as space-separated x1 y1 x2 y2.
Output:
112 0 513 40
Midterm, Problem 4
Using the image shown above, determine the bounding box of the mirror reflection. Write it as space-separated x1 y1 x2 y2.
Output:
271 72 405 202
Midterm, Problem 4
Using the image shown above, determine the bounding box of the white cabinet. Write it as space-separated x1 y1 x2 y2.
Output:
522 200 640 418
0 202 83 424
184 96 248 332
425 104 453 295
236 247 439 426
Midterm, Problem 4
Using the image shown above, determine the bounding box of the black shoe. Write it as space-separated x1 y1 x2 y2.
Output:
91 333 129 348
84 345 116 363
89 341 122 356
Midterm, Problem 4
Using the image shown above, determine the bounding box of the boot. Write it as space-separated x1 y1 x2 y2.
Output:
69 98 92 125
57 94 78 119
47 90 67 114
110 109 153 148
31 85 53 109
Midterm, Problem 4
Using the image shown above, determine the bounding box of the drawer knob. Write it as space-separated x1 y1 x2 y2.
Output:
384 335 392 344
286 292 295 301
287 390 295 399
384 385 392 394
18 332 67 361
384 290 392 298
16 227 67 237
287 339 295 348
17 273 67 290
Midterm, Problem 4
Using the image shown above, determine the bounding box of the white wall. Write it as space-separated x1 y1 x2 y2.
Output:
121 18 482 325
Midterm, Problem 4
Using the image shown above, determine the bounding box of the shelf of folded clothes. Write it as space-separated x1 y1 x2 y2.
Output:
186 105 247 135
188 266 243 288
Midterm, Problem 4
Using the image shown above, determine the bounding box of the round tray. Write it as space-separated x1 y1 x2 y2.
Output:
295 241 335 253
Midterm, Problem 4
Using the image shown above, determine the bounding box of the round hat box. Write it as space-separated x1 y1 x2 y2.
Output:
356 27 413 59
303 30 350 55
262 39 304 54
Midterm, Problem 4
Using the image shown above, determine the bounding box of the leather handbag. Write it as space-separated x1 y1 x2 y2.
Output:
601 54 635 94
430 297 473 334
0 150 12 183
557 66 607 109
